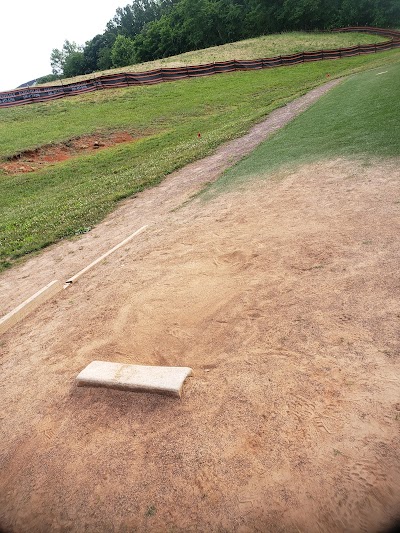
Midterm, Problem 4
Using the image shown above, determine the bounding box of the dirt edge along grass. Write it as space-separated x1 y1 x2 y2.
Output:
0 48 399 272
204 58 400 197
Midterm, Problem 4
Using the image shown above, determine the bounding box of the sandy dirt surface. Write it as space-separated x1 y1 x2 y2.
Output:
1 79 400 532
1 155 399 532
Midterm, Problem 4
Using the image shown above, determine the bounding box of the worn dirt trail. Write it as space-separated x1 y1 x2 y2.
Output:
1 81 400 533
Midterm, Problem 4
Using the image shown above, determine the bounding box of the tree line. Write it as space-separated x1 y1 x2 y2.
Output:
39 0 400 82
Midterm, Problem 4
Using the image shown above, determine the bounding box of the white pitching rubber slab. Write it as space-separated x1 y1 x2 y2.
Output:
0 280 62 336
76 361 193 397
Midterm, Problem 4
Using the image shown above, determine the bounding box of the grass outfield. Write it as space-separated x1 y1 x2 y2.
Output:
0 49 399 271
209 60 400 193
37 31 385 87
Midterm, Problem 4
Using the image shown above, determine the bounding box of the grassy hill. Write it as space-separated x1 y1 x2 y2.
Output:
38 31 385 87
1 32 399 272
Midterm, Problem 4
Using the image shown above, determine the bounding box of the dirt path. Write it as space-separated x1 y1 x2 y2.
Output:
1 82 400 533
0 79 340 317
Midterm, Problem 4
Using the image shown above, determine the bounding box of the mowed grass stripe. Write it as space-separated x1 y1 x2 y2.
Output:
212 60 400 191
0 49 399 271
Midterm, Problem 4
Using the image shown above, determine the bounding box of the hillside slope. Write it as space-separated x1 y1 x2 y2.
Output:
38 31 384 87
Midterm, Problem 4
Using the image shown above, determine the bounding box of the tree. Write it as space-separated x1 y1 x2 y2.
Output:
84 34 116 73
106 1 162 38
50 48 65 76
50 40 83 76
97 47 114 70
111 35 136 67
244 0 282 37
63 52 87 78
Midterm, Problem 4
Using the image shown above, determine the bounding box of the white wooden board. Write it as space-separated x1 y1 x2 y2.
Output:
0 280 62 336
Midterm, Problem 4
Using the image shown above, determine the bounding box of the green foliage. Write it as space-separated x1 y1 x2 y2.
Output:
1 47 399 271
211 59 400 194
111 35 137 67
50 40 84 76
132 0 400 62
98 48 114 70
63 52 87 78
338 0 400 27
106 1 161 37
279 0 341 30
50 48 64 76
84 33 116 72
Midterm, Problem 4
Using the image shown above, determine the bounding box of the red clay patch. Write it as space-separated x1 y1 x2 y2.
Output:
1 131 135 174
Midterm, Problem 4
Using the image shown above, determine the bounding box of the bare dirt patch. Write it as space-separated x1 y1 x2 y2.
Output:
0 131 135 174
0 156 399 532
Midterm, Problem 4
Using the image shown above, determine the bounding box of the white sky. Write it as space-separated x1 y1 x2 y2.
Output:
0 0 128 92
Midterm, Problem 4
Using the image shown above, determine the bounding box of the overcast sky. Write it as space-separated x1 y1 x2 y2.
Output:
0 0 127 92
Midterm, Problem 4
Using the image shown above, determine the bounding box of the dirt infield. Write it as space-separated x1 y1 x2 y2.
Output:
1 154 399 531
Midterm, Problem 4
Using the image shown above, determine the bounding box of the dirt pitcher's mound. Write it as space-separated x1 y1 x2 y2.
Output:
0 158 399 532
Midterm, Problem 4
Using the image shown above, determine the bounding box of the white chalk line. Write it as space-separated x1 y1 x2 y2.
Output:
1 225 148 335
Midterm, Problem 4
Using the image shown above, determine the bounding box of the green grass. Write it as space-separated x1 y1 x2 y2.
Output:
0 48 399 271
38 31 385 87
209 59 400 193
